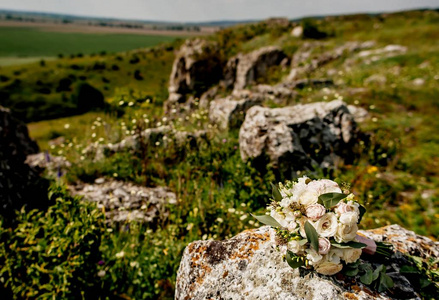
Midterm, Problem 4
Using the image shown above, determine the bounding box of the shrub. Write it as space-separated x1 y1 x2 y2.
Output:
302 18 328 39
0 186 107 299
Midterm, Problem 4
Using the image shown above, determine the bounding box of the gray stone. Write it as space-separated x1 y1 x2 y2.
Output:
364 74 387 86
239 100 359 176
69 178 177 224
209 93 263 130
229 46 288 91
25 152 72 177
176 224 434 300
166 39 222 110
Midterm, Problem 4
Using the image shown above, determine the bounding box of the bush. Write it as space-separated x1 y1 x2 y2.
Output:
0 186 107 299
302 18 328 39
73 83 105 113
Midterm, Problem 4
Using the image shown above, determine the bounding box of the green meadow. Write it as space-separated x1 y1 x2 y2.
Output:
0 26 179 58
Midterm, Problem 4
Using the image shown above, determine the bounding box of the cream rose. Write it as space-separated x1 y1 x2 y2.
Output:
287 240 302 254
314 213 338 237
339 211 359 225
306 248 323 266
307 179 342 195
315 261 343 275
318 237 331 255
341 248 362 264
305 204 326 221
335 223 358 243
298 188 319 207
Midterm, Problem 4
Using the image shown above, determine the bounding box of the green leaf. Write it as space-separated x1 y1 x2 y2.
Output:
344 268 359 276
251 214 282 227
399 265 419 274
271 183 283 201
420 277 432 289
372 265 383 281
318 193 348 209
285 251 305 268
360 269 373 285
304 221 319 251
331 241 367 249
358 205 366 223
378 273 394 292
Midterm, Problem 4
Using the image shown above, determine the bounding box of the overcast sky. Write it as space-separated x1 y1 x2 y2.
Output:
0 0 437 22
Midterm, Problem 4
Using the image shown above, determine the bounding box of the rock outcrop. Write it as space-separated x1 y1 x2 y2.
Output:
209 85 298 130
166 39 223 110
85 126 207 161
0 106 49 222
239 100 359 176
176 225 437 300
69 178 177 224
26 152 72 178
288 41 375 81
225 46 288 91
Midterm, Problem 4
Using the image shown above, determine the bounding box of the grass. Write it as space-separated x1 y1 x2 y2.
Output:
0 27 180 57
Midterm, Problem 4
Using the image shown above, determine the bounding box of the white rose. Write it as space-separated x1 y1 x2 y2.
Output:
306 248 323 266
290 176 309 202
287 240 302 254
335 200 360 216
318 238 331 255
341 248 362 264
287 220 298 232
339 211 359 225
299 189 319 207
315 213 338 237
280 196 296 208
315 262 343 276
306 204 326 221
307 179 342 196
335 223 358 243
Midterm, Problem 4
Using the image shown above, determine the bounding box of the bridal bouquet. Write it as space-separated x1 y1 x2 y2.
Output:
252 177 379 276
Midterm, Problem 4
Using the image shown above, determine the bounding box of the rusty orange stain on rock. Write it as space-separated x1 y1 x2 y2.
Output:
343 292 358 300
230 232 270 260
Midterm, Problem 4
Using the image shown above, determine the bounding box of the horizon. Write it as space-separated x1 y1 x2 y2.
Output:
0 0 438 23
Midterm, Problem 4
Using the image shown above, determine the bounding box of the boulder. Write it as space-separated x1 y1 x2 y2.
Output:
226 46 288 91
209 85 298 130
175 225 437 300
239 100 359 176
0 106 49 222
209 92 264 130
69 178 177 224
166 39 223 110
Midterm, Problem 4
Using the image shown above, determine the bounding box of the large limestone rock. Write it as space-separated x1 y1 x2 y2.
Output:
239 100 359 176
69 178 177 224
167 39 222 110
209 91 264 130
0 106 49 222
175 225 437 300
226 46 288 91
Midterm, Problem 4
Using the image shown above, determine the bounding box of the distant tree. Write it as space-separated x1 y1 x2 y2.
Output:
73 83 105 113
302 18 329 40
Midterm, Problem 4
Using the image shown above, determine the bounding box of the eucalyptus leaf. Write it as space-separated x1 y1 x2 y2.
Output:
331 241 367 249
360 269 373 285
378 273 394 292
318 193 348 209
251 214 282 227
344 268 359 276
286 251 304 268
304 221 319 251
372 265 383 281
271 183 283 202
